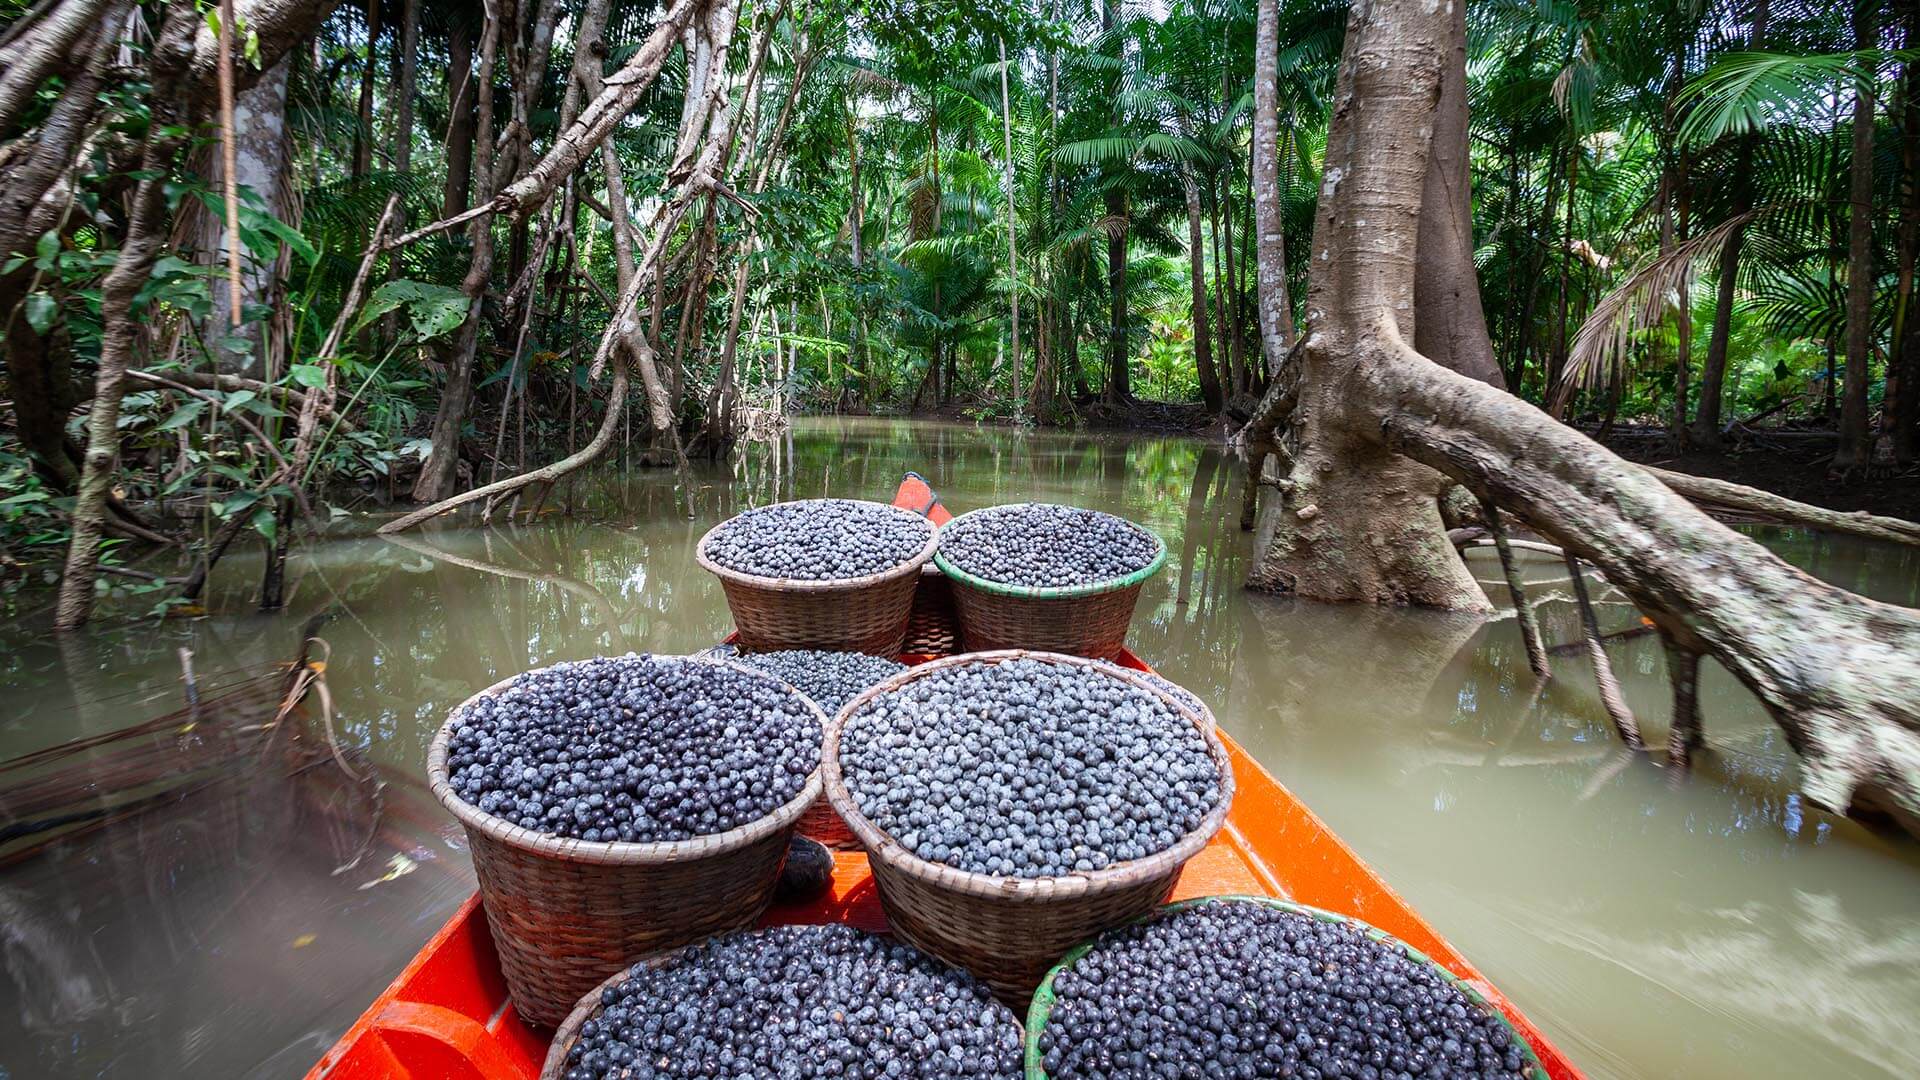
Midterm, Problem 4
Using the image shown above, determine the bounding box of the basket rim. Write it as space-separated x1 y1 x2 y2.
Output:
427 655 825 866
931 504 1168 599
694 498 940 594
822 649 1234 902
1019 895 1550 1080
537 947 677 1079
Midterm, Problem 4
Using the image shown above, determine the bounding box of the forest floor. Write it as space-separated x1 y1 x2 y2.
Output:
1601 427 1920 522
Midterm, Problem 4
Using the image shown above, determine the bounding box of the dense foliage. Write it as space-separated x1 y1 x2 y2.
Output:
1 0 1914 620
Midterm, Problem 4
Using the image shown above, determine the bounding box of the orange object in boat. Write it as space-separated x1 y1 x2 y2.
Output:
309 475 1586 1080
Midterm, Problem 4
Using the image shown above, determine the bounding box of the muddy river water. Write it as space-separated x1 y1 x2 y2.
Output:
3 417 1917 1078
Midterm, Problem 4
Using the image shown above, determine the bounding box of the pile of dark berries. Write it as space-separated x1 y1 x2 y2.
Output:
561 924 1021 1079
727 649 909 716
1036 900 1535 1080
444 654 821 843
938 503 1158 589
838 657 1222 878
703 499 935 581
1094 661 1206 721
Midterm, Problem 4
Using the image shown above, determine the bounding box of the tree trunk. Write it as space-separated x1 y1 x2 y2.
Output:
1897 17 1920 463
998 37 1022 416
1250 0 1920 835
442 19 477 218
1411 0 1501 388
1252 0 1296 378
1104 186 1130 404
55 10 199 632
185 54 293 376
351 0 381 177
1690 0 1767 450
1837 0 1877 469
1184 167 1225 414
412 4 502 503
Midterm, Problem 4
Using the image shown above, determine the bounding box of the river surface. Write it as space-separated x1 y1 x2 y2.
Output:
3 417 1918 1079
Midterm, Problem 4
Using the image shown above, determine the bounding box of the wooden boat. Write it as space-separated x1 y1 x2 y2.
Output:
309 475 1585 1080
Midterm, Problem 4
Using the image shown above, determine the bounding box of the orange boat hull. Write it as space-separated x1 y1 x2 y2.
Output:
310 473 1584 1080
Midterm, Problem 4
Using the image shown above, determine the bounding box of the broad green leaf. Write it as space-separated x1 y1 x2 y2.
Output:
23 293 55 333
289 363 328 389
350 280 470 342
222 390 257 411
154 401 206 431
251 506 277 541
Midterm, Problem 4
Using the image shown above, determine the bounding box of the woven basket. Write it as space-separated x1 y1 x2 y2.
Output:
696 500 939 656
426 659 825 1028
823 650 1233 1006
537 954 668 1080
1023 896 1549 1079
934 507 1167 660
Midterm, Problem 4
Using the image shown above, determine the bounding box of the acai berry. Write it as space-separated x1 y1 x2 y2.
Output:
837 657 1223 878
703 499 935 581
1036 900 1535 1080
725 648 909 716
561 924 1022 1079
938 503 1159 589
444 654 821 844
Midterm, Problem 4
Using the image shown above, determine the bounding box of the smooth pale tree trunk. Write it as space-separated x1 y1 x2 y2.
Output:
1184 167 1225 414
186 55 293 376
1249 0 1920 835
1252 0 1295 377
1837 0 1877 469
1411 2 1500 388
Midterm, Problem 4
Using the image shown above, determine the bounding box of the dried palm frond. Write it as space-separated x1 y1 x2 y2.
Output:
1553 210 1760 412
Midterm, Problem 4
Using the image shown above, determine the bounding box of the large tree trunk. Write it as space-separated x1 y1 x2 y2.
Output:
1251 0 1296 378
1249 0 1920 835
184 55 293 376
1411 2 1500 388
1837 0 1877 469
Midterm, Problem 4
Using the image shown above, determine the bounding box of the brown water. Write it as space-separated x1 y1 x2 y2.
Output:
3 417 1918 1079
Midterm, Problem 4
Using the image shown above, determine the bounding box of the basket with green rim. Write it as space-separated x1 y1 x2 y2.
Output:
1023 895 1549 1079
933 504 1168 660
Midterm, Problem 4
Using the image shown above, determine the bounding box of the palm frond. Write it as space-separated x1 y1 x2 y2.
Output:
1676 50 1908 147
1555 210 1760 409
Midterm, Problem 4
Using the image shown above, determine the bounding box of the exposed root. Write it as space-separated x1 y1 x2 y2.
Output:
1479 497 1550 678
1649 466 1920 547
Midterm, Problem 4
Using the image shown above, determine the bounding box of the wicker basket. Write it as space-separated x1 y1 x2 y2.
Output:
537 954 667 1080
934 507 1167 659
426 659 825 1028
823 650 1234 1006
1022 896 1549 1079
696 500 940 656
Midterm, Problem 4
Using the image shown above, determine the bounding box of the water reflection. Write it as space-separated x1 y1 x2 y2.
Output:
1 417 1917 1078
